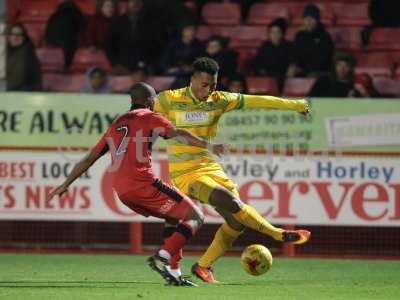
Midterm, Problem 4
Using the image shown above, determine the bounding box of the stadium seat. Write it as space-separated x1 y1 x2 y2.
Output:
110 76 174 94
147 76 175 92
355 52 394 77
196 25 235 42
75 0 96 15
328 27 362 50
246 3 290 26
291 2 334 26
36 47 64 72
110 76 132 93
71 48 112 73
282 78 316 97
118 1 128 15
368 28 400 51
246 76 279 95
236 48 257 72
202 3 241 26
372 77 400 97
333 3 369 26
19 0 58 23
286 27 298 41
229 26 267 50
25 23 46 47
43 74 86 93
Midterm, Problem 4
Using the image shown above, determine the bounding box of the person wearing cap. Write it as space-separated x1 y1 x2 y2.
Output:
289 4 334 78
252 18 294 92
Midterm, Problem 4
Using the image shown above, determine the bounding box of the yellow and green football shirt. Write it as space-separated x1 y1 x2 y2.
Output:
154 86 308 183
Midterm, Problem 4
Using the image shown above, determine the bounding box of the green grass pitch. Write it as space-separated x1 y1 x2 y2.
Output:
0 254 399 300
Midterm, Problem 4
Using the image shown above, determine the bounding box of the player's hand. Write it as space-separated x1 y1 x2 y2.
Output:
47 184 68 202
210 143 228 157
300 99 311 119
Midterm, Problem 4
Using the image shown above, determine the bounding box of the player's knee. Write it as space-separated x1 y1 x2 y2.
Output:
186 206 204 228
209 188 242 213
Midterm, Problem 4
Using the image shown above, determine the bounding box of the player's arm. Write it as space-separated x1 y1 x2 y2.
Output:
242 94 310 116
151 112 225 156
223 91 310 116
167 128 225 157
47 134 109 201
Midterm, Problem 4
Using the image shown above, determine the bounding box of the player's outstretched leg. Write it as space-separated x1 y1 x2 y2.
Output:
192 208 244 284
208 187 311 244
149 205 204 286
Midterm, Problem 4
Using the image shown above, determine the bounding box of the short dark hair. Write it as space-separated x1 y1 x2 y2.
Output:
192 57 219 76
89 67 106 78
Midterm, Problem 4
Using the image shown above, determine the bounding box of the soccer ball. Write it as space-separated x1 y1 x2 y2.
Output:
240 244 273 276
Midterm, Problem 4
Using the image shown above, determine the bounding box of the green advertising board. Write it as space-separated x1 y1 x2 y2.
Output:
1 92 399 153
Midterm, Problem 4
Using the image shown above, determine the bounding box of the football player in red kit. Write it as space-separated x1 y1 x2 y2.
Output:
48 82 225 287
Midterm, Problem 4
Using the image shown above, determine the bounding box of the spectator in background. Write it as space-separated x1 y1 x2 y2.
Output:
86 0 116 50
361 0 400 47
6 23 42 91
205 36 238 79
160 24 204 75
308 52 361 97
289 4 334 77
252 18 293 92
81 66 111 94
225 73 248 94
104 0 149 74
45 0 86 70
130 61 149 86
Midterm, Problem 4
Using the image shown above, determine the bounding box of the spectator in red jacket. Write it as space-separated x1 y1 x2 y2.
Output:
86 0 116 49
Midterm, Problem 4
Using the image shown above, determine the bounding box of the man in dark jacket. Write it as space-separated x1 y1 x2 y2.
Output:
308 52 360 97
45 0 86 70
290 4 334 77
160 24 204 75
252 18 293 92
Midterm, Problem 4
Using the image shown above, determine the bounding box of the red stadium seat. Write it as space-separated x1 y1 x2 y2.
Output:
43 74 86 93
372 78 400 97
368 28 400 51
328 27 362 50
246 3 290 26
36 47 64 72
25 23 46 47
246 76 279 95
202 3 241 25
71 48 112 73
229 26 267 50
19 0 58 23
282 78 316 97
333 3 369 26
110 76 132 93
286 26 298 41
236 48 258 72
75 0 96 15
118 1 128 15
291 2 334 26
196 26 235 42
355 52 394 77
147 76 175 92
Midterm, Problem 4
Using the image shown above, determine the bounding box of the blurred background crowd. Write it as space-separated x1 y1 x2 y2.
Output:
3 0 400 98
